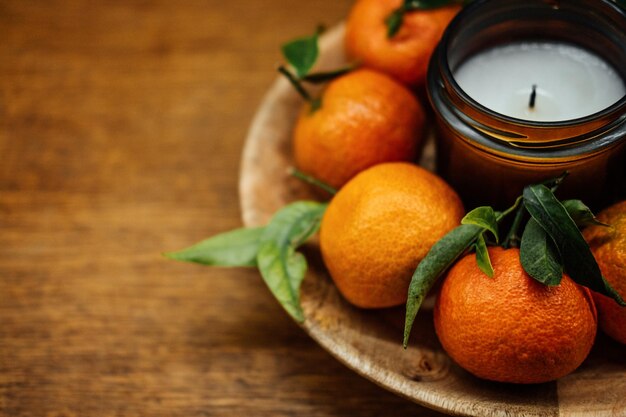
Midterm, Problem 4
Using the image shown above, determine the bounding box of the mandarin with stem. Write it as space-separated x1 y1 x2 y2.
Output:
293 69 425 190
434 247 597 383
345 0 460 87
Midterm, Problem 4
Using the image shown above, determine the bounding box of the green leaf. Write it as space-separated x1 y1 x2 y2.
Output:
165 227 264 267
562 199 610 228
520 218 563 286
385 9 405 38
281 30 320 78
462 206 499 242
474 233 494 278
257 201 327 322
523 185 625 306
404 224 483 347
301 65 355 84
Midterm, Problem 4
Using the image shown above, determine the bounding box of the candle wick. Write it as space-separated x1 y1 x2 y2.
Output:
529 84 537 109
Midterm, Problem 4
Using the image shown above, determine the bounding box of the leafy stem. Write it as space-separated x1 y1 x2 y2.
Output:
279 28 358 113
301 65 356 84
502 172 569 248
523 184 624 306
404 171 624 347
278 66 322 112
502 204 525 249
289 167 337 196
278 66 314 103
496 195 522 222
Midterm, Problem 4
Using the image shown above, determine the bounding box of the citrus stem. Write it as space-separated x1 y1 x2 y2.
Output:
301 65 355 84
289 168 337 196
502 205 525 248
278 66 313 103
498 172 568 248
544 171 569 192
496 196 523 223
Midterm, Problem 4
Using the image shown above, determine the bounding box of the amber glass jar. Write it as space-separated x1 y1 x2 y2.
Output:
427 0 626 209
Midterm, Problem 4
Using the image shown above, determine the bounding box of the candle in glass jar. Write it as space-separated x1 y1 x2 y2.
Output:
454 42 626 122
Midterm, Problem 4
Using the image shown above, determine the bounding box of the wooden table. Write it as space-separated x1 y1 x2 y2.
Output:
0 1 444 415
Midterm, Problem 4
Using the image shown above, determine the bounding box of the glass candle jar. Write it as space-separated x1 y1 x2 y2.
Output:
427 0 626 210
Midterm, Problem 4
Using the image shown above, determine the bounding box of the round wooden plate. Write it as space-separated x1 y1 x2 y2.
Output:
238 24 626 417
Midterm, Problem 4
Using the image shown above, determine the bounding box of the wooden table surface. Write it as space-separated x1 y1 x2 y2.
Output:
0 1 444 415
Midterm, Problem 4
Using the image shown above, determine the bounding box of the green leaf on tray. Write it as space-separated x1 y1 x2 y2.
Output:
404 223 483 347
257 201 327 322
164 227 264 267
523 184 625 306
167 200 326 323
474 233 494 278
520 218 563 286
281 29 321 78
462 206 499 242
562 199 610 228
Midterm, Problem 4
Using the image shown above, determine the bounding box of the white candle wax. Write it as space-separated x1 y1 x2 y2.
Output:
454 42 626 122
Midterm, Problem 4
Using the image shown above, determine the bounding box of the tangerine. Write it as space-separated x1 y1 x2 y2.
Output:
293 69 425 190
345 0 460 87
320 162 463 308
583 200 626 344
434 247 597 384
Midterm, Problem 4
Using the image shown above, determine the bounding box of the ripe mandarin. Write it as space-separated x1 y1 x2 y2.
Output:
345 0 460 87
434 247 597 384
320 162 463 308
293 69 425 190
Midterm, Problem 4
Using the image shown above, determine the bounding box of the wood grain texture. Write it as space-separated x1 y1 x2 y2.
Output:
239 25 626 417
0 1 443 416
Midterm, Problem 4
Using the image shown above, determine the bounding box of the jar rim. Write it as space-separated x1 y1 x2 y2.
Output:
439 0 626 130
